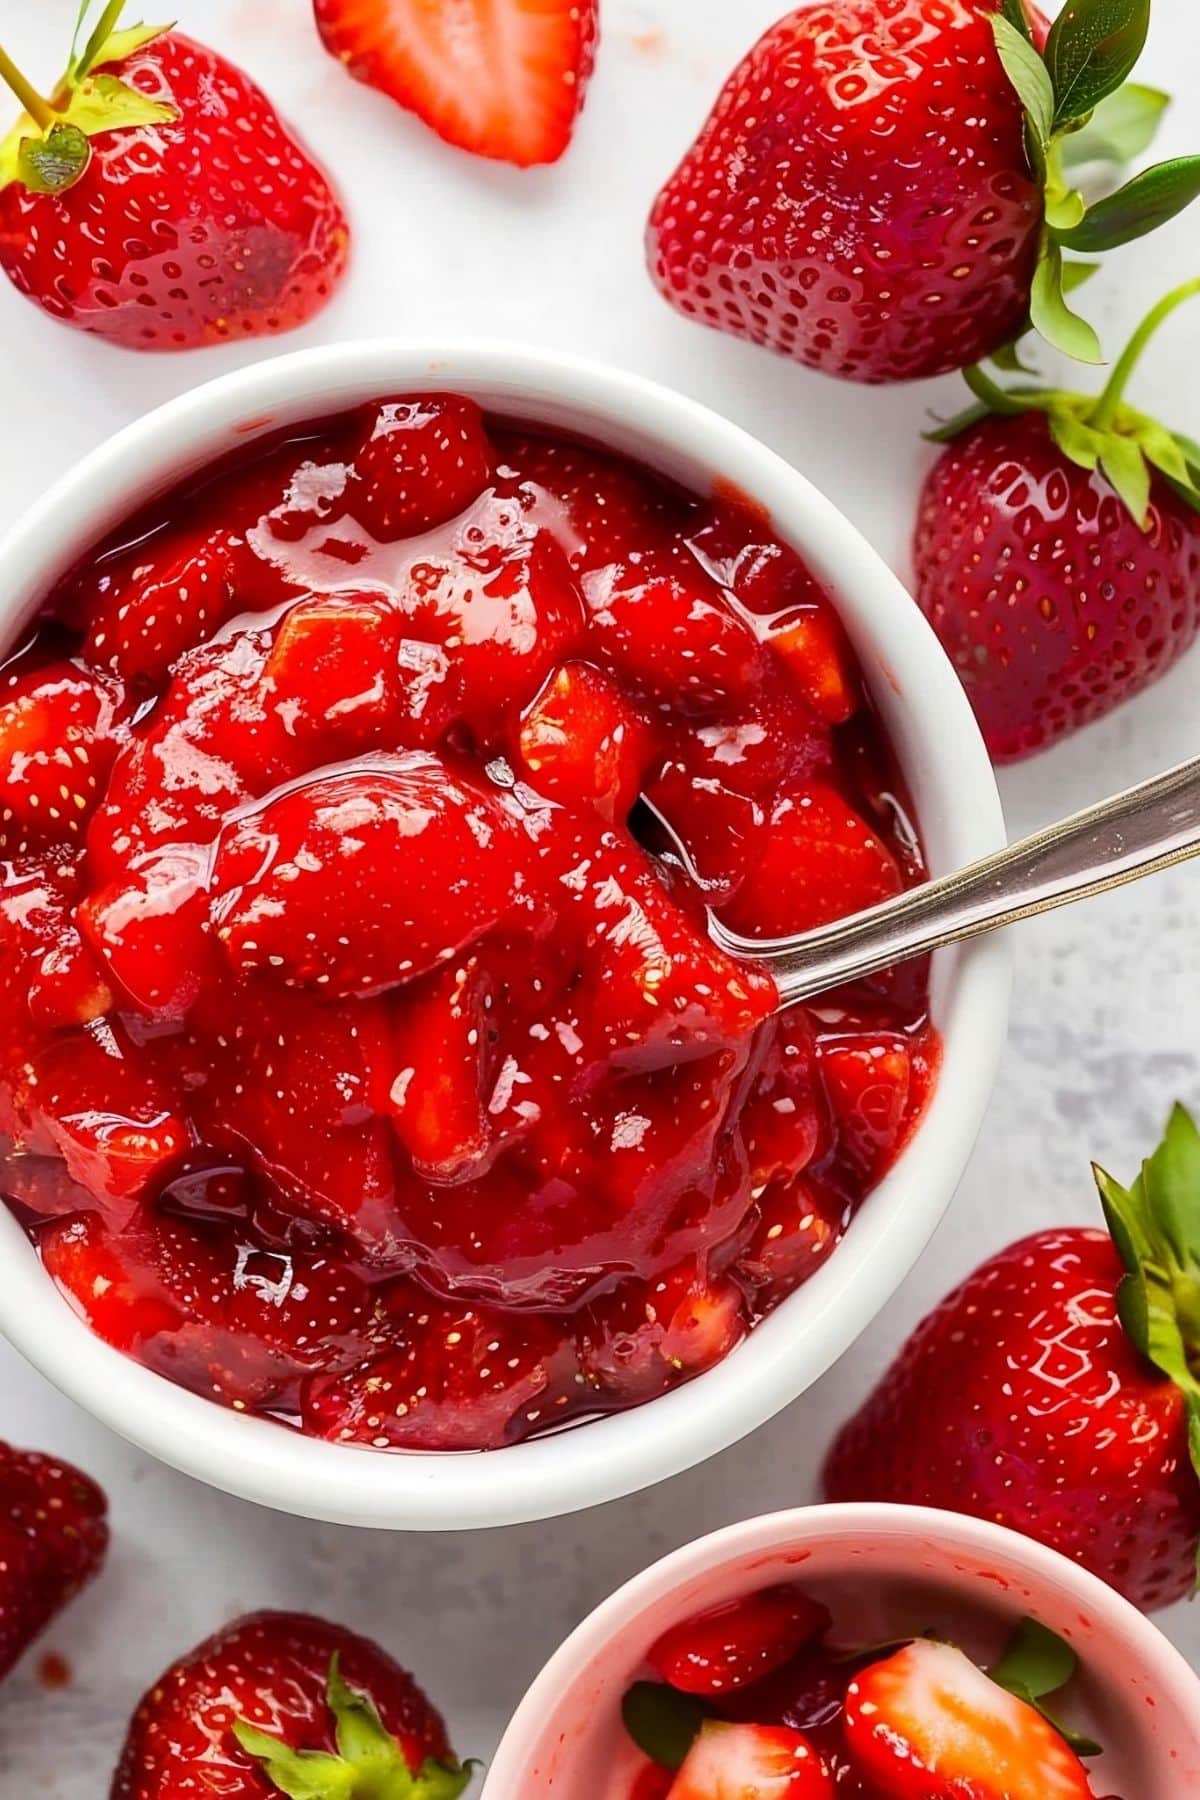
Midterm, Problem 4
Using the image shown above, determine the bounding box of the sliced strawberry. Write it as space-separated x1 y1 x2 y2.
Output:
261 591 405 752
817 1030 913 1182
388 955 503 1183
349 396 492 540
42 1211 375 1409
16 1020 186 1222
584 557 766 718
314 0 600 168
517 660 654 821
844 1640 1099 1800
302 1284 566 1449
719 783 902 939
78 527 251 686
211 752 548 998
0 663 123 855
766 604 860 726
78 844 216 1021
1 857 113 1030
650 1588 831 1697
668 1722 835 1799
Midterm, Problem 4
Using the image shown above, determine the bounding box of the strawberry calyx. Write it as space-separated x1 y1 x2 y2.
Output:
1093 1103 1200 1582
929 276 1200 528
990 1617 1101 1757
0 0 176 197
991 0 1200 365
233 1656 476 1799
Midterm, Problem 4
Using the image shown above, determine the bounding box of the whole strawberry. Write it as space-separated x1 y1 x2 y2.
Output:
0 6 348 350
647 0 1200 382
112 1610 474 1797
824 1104 1200 1613
915 280 1200 760
0 1441 108 1680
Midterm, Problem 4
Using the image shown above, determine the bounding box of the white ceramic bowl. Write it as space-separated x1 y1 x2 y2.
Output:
0 341 1009 1529
483 1503 1200 1797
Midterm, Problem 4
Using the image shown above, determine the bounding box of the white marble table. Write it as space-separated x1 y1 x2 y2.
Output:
2 0 1198 1784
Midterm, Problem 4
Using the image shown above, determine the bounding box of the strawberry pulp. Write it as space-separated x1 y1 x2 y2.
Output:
0 397 936 1450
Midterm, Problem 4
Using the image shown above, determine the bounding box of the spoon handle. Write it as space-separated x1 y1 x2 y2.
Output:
723 754 1200 1009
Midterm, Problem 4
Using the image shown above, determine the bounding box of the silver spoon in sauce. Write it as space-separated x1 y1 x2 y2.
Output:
693 754 1200 1009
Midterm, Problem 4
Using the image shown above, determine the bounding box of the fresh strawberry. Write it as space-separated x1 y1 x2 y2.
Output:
302 1283 564 1449
824 1104 1200 1612
518 660 654 821
667 1722 834 1800
916 280 1200 760
0 13 348 350
719 784 902 940
111 1610 470 1798
0 661 123 855
43 1210 375 1409
647 0 1200 382
0 1442 108 1683
314 0 599 168
843 1639 1099 1799
649 1589 831 1698
349 396 492 540
210 752 549 998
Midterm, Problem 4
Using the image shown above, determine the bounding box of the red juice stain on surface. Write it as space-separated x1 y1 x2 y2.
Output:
0 399 937 1451
38 1651 72 1689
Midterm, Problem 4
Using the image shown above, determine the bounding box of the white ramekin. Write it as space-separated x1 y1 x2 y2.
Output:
483 1504 1200 1797
0 342 1009 1529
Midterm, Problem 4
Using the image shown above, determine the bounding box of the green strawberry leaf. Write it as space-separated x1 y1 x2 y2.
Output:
999 0 1036 43
924 401 994 443
1060 81 1170 169
1058 156 1200 251
1096 430 1151 524
1030 237 1104 363
991 1619 1102 1757
1047 409 1103 471
992 14 1055 148
69 1 172 81
622 1682 709 1771
62 71 177 136
1045 0 1151 128
86 23 174 73
15 121 90 193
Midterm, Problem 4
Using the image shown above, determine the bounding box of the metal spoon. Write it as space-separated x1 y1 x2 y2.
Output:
704 754 1200 1009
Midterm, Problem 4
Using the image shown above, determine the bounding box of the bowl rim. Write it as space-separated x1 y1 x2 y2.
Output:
0 338 1010 1529
481 1501 1200 1795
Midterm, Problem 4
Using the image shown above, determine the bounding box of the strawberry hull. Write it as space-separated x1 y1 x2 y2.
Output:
1 394 936 1452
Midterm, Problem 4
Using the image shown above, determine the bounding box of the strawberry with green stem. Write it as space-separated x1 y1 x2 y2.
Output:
914 277 1200 760
0 2 348 350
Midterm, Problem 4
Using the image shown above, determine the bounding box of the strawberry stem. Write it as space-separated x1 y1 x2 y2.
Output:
0 43 58 132
75 0 128 79
963 363 1044 416
1091 278 1200 429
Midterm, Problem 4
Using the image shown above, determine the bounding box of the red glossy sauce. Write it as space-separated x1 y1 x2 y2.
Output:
0 396 935 1450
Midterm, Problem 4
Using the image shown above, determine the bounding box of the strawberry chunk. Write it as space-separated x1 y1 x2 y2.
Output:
1 858 112 1030
650 1587 831 1697
42 1211 375 1409
78 844 215 1021
584 557 766 717
577 1261 746 1406
388 955 505 1183
494 431 687 570
0 663 122 855
668 1722 835 1799
719 783 902 939
844 1640 1100 1800
261 591 405 752
314 0 600 168
302 1285 566 1449
78 528 250 686
817 1030 913 1182
766 604 860 726
741 1176 845 1300
349 396 492 539
739 1012 827 1188
211 752 548 998
517 660 653 821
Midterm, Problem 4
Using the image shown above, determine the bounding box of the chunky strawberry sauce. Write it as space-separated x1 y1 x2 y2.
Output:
0 396 935 1450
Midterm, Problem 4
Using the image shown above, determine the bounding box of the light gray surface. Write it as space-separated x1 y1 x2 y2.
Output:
1 0 1198 1785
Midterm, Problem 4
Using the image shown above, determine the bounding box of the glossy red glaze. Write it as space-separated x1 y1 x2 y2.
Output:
0 397 935 1450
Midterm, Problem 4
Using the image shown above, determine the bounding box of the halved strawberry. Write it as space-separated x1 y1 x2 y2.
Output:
517 660 654 822
302 1284 565 1449
349 396 492 540
650 1588 831 1697
0 663 123 855
314 0 600 168
668 1722 835 1799
719 783 902 940
42 1211 375 1410
843 1639 1100 1800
